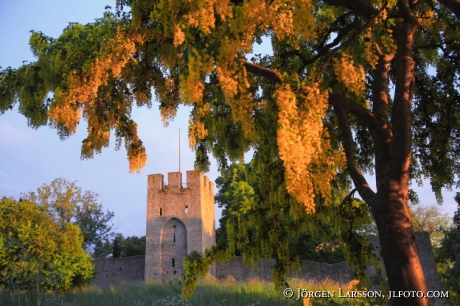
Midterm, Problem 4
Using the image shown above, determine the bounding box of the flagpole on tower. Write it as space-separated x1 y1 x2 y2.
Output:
179 128 181 174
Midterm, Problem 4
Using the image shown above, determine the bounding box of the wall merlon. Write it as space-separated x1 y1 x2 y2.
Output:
149 174 164 191
186 170 201 188
167 172 182 189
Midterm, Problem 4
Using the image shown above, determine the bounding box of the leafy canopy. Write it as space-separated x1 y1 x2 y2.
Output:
111 234 146 258
0 197 93 292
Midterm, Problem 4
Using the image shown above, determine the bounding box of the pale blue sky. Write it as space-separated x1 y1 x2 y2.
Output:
0 0 458 239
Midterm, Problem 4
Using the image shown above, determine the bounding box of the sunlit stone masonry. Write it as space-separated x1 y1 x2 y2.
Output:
144 171 216 282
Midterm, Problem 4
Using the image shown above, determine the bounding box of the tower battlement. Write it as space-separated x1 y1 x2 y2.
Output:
148 171 214 193
145 170 215 282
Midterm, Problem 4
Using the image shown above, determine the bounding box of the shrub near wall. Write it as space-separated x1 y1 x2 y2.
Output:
0 197 93 292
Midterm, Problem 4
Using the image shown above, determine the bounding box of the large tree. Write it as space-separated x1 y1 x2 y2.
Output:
21 178 115 256
1 0 460 304
410 204 451 248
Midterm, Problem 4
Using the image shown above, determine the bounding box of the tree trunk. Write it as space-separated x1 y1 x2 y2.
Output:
373 181 429 306
371 3 430 304
332 2 430 302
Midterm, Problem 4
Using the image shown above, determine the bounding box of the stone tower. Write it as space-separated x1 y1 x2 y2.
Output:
145 171 215 281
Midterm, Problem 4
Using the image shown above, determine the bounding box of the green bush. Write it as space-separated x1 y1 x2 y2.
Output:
0 197 93 292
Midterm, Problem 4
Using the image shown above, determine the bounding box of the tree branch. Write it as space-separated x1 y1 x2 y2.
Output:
392 0 417 177
303 20 360 68
322 0 378 20
317 12 353 49
345 99 378 130
372 44 394 126
280 49 309 67
330 93 377 207
315 1 389 81
243 62 283 84
371 43 394 188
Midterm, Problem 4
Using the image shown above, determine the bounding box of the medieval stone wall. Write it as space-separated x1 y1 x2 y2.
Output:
92 232 442 293
414 232 443 291
213 257 354 285
92 255 353 288
92 256 145 288
366 232 443 292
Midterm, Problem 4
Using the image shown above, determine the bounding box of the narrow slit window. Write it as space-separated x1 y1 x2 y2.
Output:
173 234 176 242
159 208 162 216
172 258 175 267
185 206 189 214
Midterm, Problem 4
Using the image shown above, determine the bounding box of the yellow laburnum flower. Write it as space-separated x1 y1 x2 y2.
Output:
275 83 331 212
173 24 185 46
129 152 148 173
333 53 366 96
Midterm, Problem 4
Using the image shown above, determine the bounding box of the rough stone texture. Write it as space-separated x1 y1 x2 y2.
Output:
93 255 352 287
214 257 354 285
413 232 444 292
145 171 215 282
160 218 187 281
92 256 144 288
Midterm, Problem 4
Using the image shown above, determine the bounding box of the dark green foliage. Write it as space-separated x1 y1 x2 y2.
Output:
181 247 231 300
110 234 146 258
122 235 146 257
215 163 348 264
112 234 124 258
437 193 460 296
0 197 93 292
289 235 344 263
93 238 113 258
182 251 207 300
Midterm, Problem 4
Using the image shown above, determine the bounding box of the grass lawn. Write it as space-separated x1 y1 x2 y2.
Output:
0 277 390 306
